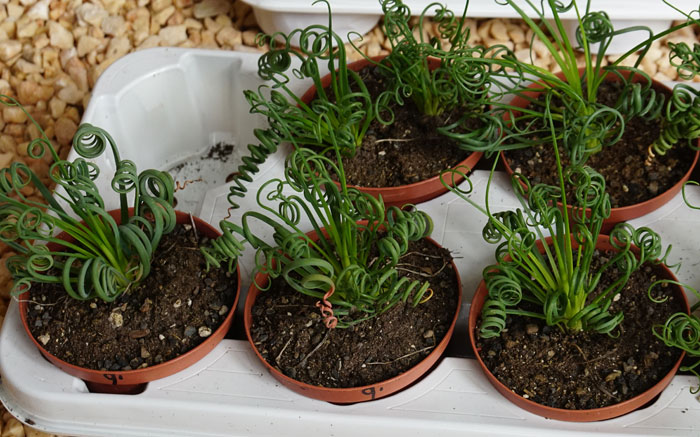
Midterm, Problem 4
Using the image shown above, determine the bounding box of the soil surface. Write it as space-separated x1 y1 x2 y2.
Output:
324 65 474 188
249 238 459 388
26 223 238 371
504 81 696 208
477 252 685 410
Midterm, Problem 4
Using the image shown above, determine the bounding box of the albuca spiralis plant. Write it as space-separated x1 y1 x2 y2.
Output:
443 105 670 337
224 0 376 206
376 0 512 150
1 96 176 302
225 0 516 206
204 137 434 328
493 0 700 165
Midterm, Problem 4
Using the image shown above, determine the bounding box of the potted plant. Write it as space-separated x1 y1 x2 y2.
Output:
224 0 511 207
1 97 241 394
206 138 462 403
484 0 700 224
441 108 688 420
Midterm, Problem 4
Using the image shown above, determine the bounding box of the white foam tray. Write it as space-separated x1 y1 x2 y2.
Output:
1 48 700 436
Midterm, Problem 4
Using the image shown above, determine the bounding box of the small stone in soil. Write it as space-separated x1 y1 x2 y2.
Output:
218 305 228 316
605 370 622 382
109 311 123 328
526 324 538 334
129 329 150 339
38 333 50 345
648 181 659 194
184 326 197 337
198 326 212 337
140 298 153 313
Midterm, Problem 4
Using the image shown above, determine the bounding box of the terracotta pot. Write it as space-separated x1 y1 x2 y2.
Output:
300 56 483 206
18 209 241 394
501 68 700 226
244 228 462 403
468 234 689 421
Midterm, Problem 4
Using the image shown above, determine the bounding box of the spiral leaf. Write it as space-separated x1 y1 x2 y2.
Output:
1 98 181 303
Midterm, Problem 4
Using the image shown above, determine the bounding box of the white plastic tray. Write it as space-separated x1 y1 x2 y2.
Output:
242 0 697 53
1 48 699 436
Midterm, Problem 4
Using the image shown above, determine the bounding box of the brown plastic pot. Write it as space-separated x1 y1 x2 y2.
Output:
501 68 700 226
18 209 241 394
300 56 483 206
244 227 462 403
468 234 689 422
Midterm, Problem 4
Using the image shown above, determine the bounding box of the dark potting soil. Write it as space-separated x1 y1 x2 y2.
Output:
25 223 238 371
326 65 474 188
504 81 696 208
249 238 459 388
477 252 684 410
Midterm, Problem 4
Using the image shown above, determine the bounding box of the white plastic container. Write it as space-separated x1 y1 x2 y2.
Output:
0 48 699 436
243 0 698 53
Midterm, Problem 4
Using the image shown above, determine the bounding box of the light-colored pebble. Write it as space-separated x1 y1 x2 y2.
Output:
105 36 130 59
490 20 508 41
216 26 241 47
77 2 109 27
151 0 172 13
194 0 230 19
49 21 74 49
57 83 83 105
133 16 151 45
16 17 39 39
0 151 13 169
26 0 49 20
54 116 78 145
0 39 21 61
102 15 127 36
17 80 43 104
158 24 187 45
76 34 102 57
137 34 161 49
154 5 175 25
3 417 26 436
48 96 66 118
6 2 24 19
15 59 42 74
3 106 27 124
103 0 126 14
65 56 89 91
